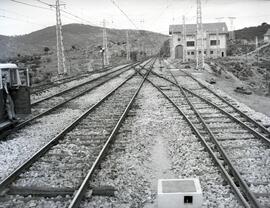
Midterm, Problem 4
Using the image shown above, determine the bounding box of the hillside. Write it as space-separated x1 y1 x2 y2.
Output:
235 22 270 41
0 24 168 83
0 24 168 59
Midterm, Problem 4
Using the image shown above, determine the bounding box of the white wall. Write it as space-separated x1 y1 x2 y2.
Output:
170 32 227 59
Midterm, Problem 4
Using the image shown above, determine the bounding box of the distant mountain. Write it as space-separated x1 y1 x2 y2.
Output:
0 23 168 59
235 23 270 41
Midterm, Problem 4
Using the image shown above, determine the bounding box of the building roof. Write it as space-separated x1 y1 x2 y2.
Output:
0 63 18 69
264 29 270 36
169 22 228 35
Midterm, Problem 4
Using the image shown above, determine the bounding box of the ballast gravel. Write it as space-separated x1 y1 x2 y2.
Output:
31 64 129 102
81 81 242 208
0 69 134 182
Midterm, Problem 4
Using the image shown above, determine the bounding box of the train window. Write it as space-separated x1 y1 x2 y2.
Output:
10 69 22 87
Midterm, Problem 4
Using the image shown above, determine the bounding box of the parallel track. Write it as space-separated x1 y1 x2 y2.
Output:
0 58 155 208
31 65 115 95
0 61 144 140
144 62 270 208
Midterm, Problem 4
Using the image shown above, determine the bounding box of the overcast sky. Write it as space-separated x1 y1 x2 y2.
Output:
0 0 270 36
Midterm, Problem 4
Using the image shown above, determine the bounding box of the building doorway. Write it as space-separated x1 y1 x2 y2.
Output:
221 52 224 57
175 45 183 59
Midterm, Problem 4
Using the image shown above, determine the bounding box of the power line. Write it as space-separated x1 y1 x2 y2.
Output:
110 0 139 30
0 14 47 27
10 0 98 26
10 0 52 10
34 0 98 26
110 0 158 53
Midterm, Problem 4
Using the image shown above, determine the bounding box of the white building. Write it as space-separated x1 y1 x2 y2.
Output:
169 22 228 60
264 29 270 42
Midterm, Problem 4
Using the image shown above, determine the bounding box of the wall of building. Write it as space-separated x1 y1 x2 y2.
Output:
170 32 227 60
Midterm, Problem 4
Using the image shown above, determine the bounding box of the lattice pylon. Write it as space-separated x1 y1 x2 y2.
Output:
216 29 220 58
56 0 67 75
182 15 186 63
126 30 130 61
196 0 204 70
103 19 109 66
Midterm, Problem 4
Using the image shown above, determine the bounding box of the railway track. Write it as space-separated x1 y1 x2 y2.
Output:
0 58 155 208
31 65 115 95
142 62 270 208
0 61 145 140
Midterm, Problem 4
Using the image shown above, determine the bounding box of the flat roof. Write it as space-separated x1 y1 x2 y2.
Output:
0 63 18 69
169 22 228 35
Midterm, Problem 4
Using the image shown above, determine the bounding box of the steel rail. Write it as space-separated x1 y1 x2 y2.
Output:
31 62 139 106
68 57 157 208
164 60 270 137
151 71 270 146
0 61 147 140
0 59 152 193
135 72 251 208
31 65 115 94
167 71 261 208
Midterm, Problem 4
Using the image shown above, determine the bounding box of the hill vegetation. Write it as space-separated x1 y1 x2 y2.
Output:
0 24 168 84
234 22 270 41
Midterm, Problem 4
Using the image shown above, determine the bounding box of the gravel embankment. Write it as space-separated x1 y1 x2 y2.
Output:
81 80 241 208
0 69 134 182
31 64 129 103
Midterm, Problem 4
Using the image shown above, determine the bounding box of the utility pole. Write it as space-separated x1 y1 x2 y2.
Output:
182 15 186 63
55 0 67 75
126 30 130 61
103 19 109 66
228 17 236 40
255 36 259 65
196 0 204 70
171 17 175 59
216 29 220 58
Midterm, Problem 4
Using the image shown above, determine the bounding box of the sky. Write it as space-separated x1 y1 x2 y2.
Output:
0 0 270 36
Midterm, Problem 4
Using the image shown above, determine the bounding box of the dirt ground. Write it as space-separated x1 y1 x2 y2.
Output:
169 59 270 118
193 68 270 117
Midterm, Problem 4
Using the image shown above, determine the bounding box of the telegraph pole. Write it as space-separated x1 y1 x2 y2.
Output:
216 29 220 58
196 0 204 70
55 0 67 75
126 30 130 61
228 17 236 40
182 15 186 63
103 19 109 66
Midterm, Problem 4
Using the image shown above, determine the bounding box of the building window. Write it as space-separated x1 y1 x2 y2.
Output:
210 40 220 46
187 52 190 55
191 51 194 55
184 196 193 204
210 51 214 54
178 38 181 41
187 41 195 47
204 51 206 54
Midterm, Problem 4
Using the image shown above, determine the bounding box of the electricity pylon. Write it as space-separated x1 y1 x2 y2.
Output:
228 17 236 40
216 29 220 58
55 0 67 75
103 19 109 65
126 30 130 61
196 0 204 70
182 15 186 62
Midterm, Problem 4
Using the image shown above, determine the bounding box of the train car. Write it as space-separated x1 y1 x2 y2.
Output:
0 63 31 132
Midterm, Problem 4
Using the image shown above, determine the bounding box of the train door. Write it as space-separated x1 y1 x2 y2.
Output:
175 45 183 59
9 68 31 115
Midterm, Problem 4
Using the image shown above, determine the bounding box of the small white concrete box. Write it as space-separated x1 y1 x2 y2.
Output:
158 178 203 208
